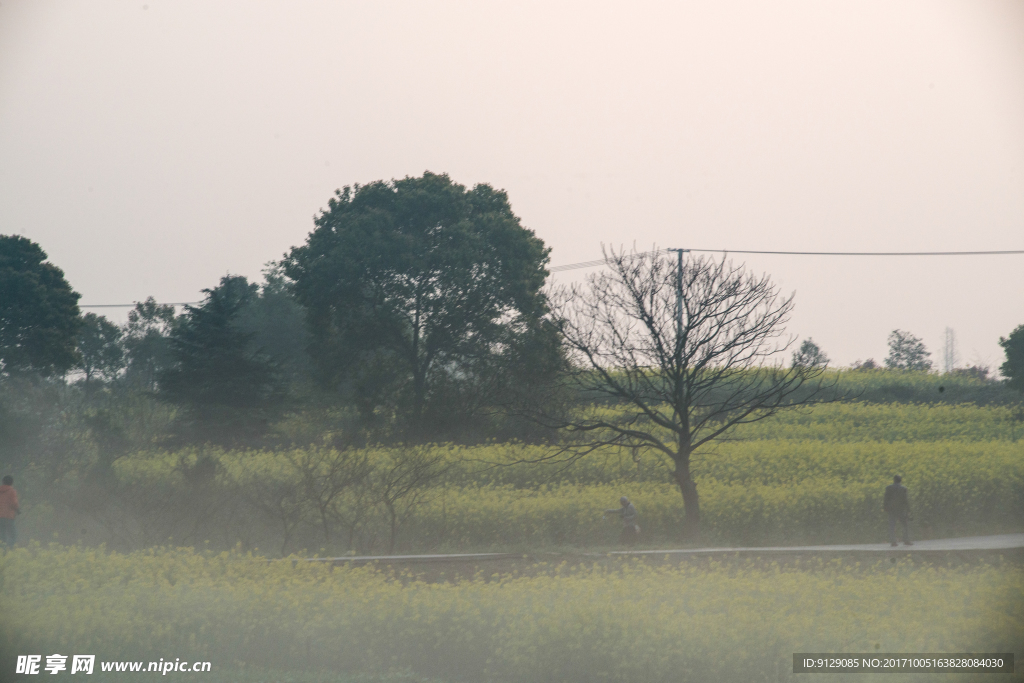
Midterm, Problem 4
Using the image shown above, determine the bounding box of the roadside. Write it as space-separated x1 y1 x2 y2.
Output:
310 533 1024 582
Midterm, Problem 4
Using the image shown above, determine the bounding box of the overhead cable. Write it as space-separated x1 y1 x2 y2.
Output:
77 247 1024 305
79 302 201 309
548 247 1024 272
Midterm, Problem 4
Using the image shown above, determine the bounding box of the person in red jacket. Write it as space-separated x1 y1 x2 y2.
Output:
0 475 20 547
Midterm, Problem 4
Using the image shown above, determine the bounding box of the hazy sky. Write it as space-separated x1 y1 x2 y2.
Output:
2 0 1022 370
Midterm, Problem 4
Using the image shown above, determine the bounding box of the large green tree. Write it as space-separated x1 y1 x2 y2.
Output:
159 275 285 445
76 312 125 386
1000 324 1024 393
0 234 81 376
284 172 554 439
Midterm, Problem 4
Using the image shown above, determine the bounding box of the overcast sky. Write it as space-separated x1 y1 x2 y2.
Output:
1 0 1022 370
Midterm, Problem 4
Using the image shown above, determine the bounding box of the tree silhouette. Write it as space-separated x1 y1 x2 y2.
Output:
529 249 832 540
884 330 932 371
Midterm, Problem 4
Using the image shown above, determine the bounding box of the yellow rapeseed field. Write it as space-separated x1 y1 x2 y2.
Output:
1 544 1021 682
98 402 1023 550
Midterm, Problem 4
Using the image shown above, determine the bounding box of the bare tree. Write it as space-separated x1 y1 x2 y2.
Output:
286 446 371 545
369 446 452 554
233 459 309 556
537 248 832 540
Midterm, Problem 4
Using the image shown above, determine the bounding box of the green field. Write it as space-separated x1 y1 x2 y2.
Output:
2 544 1022 683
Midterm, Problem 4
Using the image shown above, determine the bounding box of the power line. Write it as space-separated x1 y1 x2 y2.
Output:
689 248 1024 256
549 248 666 272
79 302 200 309
549 247 1024 272
77 247 1024 306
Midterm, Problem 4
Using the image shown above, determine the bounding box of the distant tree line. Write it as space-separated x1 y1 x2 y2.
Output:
1 174 564 460
2 172 1023 543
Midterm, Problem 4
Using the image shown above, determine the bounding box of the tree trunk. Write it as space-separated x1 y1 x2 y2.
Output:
385 500 398 555
411 368 427 435
673 460 701 542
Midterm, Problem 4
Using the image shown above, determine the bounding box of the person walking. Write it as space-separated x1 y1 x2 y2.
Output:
883 474 912 547
604 496 639 546
0 475 20 547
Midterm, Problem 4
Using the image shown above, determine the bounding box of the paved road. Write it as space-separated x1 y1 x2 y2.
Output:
312 533 1024 565
607 532 1024 557
309 552 518 564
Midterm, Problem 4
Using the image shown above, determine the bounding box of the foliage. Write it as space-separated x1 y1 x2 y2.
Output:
949 365 992 382
791 338 828 368
59 445 452 555
76 313 125 385
0 373 178 483
233 264 313 392
999 324 1024 393
0 377 84 475
884 329 932 371
284 172 555 441
121 298 180 392
825 368 1013 405
160 276 285 446
0 234 81 376
2 545 1020 683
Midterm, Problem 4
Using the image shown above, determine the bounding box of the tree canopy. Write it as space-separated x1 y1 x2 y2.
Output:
122 298 180 391
284 172 554 439
76 312 125 385
999 324 1024 393
791 338 829 369
885 329 932 371
0 234 81 376
159 275 284 445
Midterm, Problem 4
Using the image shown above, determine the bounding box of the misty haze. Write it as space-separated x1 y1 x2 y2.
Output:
1 1 1022 682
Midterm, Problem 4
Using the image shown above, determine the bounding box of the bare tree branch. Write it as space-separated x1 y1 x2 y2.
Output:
526 247 837 540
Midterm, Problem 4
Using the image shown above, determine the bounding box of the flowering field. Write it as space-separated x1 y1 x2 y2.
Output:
1 545 1021 683
64 401 1021 552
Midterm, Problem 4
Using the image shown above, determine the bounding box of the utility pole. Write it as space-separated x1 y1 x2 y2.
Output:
668 248 689 355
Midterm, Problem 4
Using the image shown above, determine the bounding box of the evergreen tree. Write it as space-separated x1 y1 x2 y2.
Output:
160 275 284 445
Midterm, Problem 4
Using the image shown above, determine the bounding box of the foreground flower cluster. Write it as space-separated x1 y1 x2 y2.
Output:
2 545 1021 682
